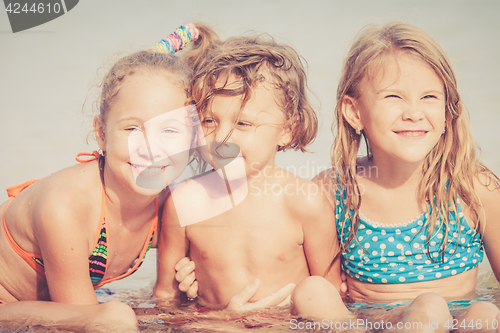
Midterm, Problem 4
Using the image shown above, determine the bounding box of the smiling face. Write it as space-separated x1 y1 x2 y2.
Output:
201 78 291 180
95 72 192 194
345 52 446 165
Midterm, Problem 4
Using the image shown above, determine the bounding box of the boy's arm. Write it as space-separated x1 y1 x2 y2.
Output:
311 171 349 294
153 192 189 299
299 180 342 290
476 172 500 281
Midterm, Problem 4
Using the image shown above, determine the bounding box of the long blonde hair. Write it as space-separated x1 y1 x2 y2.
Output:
333 22 499 261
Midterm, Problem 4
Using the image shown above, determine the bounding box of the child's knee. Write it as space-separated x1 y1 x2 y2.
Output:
405 292 452 323
468 301 499 318
291 276 349 320
470 301 500 318
291 276 334 310
92 301 138 332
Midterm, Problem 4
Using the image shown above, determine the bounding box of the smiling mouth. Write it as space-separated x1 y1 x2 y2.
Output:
129 163 167 175
394 131 428 137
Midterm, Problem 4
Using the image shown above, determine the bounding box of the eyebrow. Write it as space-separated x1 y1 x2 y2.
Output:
376 88 404 95
421 90 445 96
117 117 188 125
117 117 143 124
376 89 444 95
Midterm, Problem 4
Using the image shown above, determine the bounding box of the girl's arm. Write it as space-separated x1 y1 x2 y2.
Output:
153 193 189 299
476 173 500 281
34 192 98 304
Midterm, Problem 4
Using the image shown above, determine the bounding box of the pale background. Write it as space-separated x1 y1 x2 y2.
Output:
0 0 499 291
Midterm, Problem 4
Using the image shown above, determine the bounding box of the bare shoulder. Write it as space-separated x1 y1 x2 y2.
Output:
281 169 335 222
474 171 500 197
31 162 102 234
310 168 337 208
168 173 213 208
163 172 218 226
311 167 337 185
474 170 500 216
170 175 208 197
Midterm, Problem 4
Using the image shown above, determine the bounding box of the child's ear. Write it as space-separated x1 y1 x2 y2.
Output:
278 123 293 148
93 116 106 151
341 95 364 132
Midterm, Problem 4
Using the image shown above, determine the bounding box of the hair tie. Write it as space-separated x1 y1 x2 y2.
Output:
152 23 200 54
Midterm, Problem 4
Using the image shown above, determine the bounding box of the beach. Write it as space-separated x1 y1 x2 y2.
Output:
1 1 499 331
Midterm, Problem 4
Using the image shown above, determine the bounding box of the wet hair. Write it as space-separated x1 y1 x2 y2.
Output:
330 22 500 261
95 49 197 185
189 33 318 152
98 50 192 124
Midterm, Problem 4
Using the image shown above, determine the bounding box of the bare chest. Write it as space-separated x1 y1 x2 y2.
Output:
186 204 304 267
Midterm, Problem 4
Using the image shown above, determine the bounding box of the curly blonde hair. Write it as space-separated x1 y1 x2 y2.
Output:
189 34 318 152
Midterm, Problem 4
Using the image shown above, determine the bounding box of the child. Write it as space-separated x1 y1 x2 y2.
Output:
291 22 500 332
154 34 342 308
0 24 201 332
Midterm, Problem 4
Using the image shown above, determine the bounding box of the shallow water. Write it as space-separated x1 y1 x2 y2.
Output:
1 251 499 332
7 250 493 333
114 256 500 333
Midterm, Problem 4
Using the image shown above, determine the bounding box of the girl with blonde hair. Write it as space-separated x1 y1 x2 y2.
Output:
0 23 213 332
292 22 500 332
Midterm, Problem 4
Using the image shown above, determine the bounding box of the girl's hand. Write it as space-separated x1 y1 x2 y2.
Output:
174 257 198 299
226 279 295 311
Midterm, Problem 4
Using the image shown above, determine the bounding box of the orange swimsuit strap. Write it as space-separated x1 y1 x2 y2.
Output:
76 151 100 163
6 179 39 198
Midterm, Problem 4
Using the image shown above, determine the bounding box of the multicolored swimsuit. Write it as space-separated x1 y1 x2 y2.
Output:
1 152 157 303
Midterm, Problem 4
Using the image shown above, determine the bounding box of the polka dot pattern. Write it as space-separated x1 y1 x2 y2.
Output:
335 188 484 284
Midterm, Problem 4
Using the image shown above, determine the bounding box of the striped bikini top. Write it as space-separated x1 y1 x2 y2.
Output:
3 151 158 289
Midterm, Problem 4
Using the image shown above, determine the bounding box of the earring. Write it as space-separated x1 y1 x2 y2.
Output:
442 127 446 134
97 148 106 157
356 127 361 135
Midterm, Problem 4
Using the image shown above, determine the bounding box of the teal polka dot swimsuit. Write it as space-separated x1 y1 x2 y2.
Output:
335 184 484 284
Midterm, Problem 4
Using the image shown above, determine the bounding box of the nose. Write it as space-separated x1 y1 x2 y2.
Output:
212 121 234 143
402 103 425 122
208 123 240 160
139 131 168 164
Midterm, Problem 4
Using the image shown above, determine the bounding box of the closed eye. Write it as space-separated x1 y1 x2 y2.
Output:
125 127 142 132
162 128 180 134
237 121 252 127
202 118 217 127
422 95 437 99
385 94 401 99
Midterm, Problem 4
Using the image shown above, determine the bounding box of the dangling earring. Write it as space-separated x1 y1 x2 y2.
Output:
356 126 361 135
98 148 106 157
442 127 446 134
